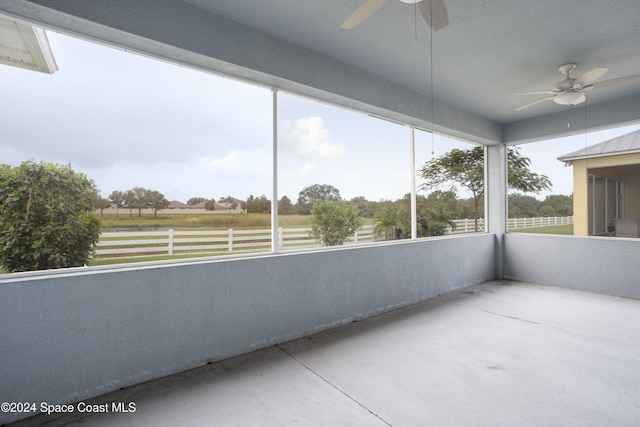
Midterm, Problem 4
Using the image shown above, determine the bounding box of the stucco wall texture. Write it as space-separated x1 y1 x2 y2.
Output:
0 234 494 424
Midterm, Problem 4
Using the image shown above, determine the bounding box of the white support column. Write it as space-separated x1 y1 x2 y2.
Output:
485 144 508 279
410 127 417 239
271 88 279 253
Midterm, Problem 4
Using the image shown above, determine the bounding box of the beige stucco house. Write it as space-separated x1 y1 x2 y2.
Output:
559 130 640 236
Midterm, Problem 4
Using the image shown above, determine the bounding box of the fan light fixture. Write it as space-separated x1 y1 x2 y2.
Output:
514 63 640 111
554 92 585 106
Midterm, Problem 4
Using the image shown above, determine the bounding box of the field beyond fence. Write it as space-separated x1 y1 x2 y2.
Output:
93 216 573 262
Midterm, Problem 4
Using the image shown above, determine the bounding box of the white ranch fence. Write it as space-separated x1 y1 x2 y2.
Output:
448 215 574 235
95 216 573 259
95 225 377 259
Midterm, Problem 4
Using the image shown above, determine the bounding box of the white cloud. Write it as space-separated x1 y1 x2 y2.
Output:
203 150 269 173
281 116 346 159
297 162 317 176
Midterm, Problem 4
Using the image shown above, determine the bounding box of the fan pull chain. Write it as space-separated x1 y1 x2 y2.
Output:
430 2 435 157
414 1 418 42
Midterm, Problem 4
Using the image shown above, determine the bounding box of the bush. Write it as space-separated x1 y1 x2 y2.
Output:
0 161 102 272
309 199 362 246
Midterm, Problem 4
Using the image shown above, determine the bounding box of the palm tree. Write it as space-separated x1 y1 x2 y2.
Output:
374 204 403 240
418 206 457 237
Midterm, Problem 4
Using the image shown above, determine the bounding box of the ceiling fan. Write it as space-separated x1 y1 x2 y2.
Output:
516 64 640 111
341 0 448 31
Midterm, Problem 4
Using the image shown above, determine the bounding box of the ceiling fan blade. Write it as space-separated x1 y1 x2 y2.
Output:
517 91 557 96
592 75 640 90
341 0 389 29
419 0 449 31
515 97 554 111
573 68 609 87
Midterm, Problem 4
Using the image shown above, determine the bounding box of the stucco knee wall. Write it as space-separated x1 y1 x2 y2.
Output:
0 234 494 424
503 233 640 299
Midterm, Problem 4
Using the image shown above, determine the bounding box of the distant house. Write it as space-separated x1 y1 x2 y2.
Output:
191 201 207 209
558 130 640 236
168 200 188 209
188 201 244 212
216 199 245 213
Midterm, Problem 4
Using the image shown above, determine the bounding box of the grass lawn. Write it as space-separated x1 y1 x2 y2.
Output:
99 213 311 229
1 219 573 272
88 252 225 266
509 224 573 235
98 213 375 230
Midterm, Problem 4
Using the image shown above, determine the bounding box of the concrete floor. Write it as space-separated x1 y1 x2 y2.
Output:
11 280 640 426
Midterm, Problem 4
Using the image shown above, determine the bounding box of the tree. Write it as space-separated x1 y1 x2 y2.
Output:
246 194 271 213
122 187 169 217
417 206 457 237
147 190 170 217
507 148 553 194
542 194 573 216
218 195 239 211
187 197 207 206
109 190 125 216
539 204 555 217
204 199 216 211
457 196 481 220
278 195 294 215
508 193 540 218
418 146 551 231
123 187 148 217
296 184 341 215
309 199 363 246
374 204 403 240
218 195 235 203
349 196 378 218
95 196 112 217
0 161 102 272
425 190 462 218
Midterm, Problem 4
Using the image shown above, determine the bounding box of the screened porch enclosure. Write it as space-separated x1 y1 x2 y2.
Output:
587 164 640 237
588 174 623 236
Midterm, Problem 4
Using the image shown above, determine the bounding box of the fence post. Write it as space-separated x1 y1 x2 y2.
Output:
278 227 283 250
354 230 359 243
168 229 174 255
228 228 233 253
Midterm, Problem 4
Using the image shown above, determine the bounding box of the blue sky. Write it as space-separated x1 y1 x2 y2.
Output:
2 31 639 203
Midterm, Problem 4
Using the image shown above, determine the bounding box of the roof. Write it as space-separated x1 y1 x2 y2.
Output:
168 200 188 208
558 130 640 163
0 13 57 74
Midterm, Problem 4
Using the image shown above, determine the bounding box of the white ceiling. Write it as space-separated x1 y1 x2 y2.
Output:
183 0 640 125
1 0 639 144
